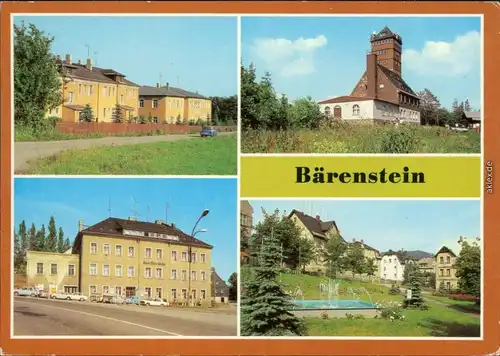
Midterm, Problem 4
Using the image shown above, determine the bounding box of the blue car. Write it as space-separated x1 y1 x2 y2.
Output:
14 287 37 297
200 126 217 137
126 296 140 305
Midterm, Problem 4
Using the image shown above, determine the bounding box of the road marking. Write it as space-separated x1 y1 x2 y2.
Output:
15 299 183 336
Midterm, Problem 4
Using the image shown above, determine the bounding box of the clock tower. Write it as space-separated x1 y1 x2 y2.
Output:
370 26 403 76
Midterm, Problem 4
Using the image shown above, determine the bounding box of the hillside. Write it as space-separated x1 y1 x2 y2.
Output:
381 249 433 260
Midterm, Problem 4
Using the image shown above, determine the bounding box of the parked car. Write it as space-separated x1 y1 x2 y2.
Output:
37 290 49 298
200 126 217 137
111 295 126 304
14 287 37 297
69 293 88 302
140 297 168 307
53 291 72 300
126 296 140 305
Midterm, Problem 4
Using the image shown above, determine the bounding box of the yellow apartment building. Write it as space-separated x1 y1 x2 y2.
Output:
26 250 80 294
435 246 458 291
73 217 213 302
47 54 139 122
138 83 212 124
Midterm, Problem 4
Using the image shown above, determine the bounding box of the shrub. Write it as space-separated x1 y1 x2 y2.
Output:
378 300 405 321
389 284 401 295
46 116 61 128
345 313 354 319
449 293 477 302
379 125 421 153
320 311 329 319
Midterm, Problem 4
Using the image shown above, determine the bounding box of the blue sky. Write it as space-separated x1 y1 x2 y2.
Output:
14 16 238 97
14 178 237 281
249 200 481 256
241 16 481 110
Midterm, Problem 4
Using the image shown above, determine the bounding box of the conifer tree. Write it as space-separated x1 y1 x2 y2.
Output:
57 227 65 253
35 224 46 251
28 223 37 250
46 216 57 252
240 227 307 336
63 238 71 252
403 269 428 310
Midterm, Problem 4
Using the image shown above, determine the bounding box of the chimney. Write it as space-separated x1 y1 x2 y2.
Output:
366 53 378 98
171 222 176 228
155 220 164 225
77 59 82 65
166 82 169 90
458 236 464 243
352 238 356 243
156 82 160 88
129 216 137 221
315 214 320 222
361 239 364 244
78 220 84 232
86 58 92 71
65 54 72 64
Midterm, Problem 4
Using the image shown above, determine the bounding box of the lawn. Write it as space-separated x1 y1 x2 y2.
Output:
241 124 481 154
24 135 237 175
243 271 481 337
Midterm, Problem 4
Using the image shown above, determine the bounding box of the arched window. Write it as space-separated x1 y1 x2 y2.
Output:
352 104 360 116
324 106 331 116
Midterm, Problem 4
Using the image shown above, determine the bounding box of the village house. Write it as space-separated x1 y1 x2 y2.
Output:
461 111 481 129
47 54 140 122
435 246 458 291
26 217 213 303
138 83 212 124
211 267 229 303
380 253 405 282
318 27 421 124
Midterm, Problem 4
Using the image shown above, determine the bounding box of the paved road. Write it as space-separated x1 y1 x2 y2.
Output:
14 132 235 173
14 297 237 336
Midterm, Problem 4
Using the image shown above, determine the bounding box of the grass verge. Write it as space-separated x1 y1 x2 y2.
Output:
23 135 237 175
241 124 480 154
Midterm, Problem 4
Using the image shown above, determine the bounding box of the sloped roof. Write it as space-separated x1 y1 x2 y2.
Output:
463 111 481 120
139 85 206 99
211 268 229 297
76 217 212 249
370 26 403 44
318 95 394 106
288 209 342 241
377 65 418 97
435 245 457 257
58 60 139 87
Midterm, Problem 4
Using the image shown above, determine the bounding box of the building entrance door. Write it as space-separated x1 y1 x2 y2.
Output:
125 286 136 297
333 105 342 118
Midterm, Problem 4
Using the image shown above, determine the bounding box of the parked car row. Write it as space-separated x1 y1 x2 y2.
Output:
14 287 87 301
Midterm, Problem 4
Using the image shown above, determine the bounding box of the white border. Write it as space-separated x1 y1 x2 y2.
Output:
9 12 484 343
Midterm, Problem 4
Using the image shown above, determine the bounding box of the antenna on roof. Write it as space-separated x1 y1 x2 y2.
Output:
94 51 98 66
146 205 150 222
176 75 180 87
159 72 163 87
85 44 90 58
131 196 140 219
165 202 170 224
108 197 112 217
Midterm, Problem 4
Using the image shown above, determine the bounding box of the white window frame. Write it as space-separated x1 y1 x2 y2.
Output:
200 270 206 281
68 264 75 276
156 248 163 260
171 269 177 280
102 285 110 294
89 263 98 276
200 289 207 300
115 244 122 257
36 262 44 275
171 250 177 261
89 285 97 295
139 99 144 108
115 286 122 296
191 270 197 280
50 263 58 275
103 243 110 256
115 264 123 277
90 242 98 255
200 253 206 263
128 246 135 257
145 247 152 259
102 264 110 276
171 288 177 299
152 99 159 108
144 267 152 278
144 286 152 298
181 269 187 281
128 265 135 277
155 287 163 299
156 267 163 279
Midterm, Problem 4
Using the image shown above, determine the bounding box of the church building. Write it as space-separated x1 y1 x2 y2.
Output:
319 27 421 124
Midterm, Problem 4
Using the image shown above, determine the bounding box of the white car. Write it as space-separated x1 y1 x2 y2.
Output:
52 291 72 300
69 293 88 302
140 297 168 307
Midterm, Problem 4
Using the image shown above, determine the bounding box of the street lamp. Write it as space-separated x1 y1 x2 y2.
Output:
188 209 209 306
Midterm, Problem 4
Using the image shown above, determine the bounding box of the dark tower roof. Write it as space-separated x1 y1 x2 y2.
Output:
370 26 403 45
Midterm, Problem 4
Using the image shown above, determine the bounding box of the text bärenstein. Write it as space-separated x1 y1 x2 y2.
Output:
296 166 425 184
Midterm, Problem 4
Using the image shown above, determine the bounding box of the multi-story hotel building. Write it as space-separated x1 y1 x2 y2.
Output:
47 54 140 122
26 217 213 302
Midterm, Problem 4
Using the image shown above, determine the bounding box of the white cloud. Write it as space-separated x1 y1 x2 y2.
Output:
404 31 480 77
250 35 328 77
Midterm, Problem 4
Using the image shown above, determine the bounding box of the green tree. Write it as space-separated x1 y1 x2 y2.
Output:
297 237 316 272
14 22 61 129
322 235 347 278
364 258 378 281
287 97 323 129
455 240 481 299
79 104 94 122
16 220 28 268
251 209 302 269
403 261 417 285
464 99 472 112
416 88 441 125
112 104 123 123
35 224 46 251
240 229 307 336
63 238 71 251
256 72 280 129
240 63 260 129
403 269 427 309
28 223 37 250
14 230 22 270
57 227 65 253
274 94 290 130
228 272 238 301
46 216 58 252
345 243 365 278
